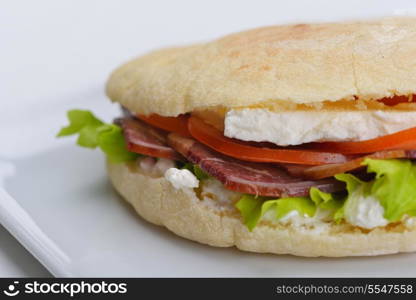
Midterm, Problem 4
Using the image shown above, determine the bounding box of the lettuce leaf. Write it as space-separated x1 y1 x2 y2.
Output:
310 187 344 221
333 159 416 223
235 185 350 231
235 195 265 231
57 109 138 163
96 124 139 163
274 197 316 220
235 195 316 231
363 158 416 221
57 110 104 147
309 187 334 205
331 173 365 222
235 158 416 230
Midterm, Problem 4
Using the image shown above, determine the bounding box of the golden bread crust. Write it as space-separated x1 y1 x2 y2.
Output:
106 17 416 116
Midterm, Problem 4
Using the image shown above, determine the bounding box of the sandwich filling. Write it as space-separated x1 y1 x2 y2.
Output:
58 97 416 231
225 108 416 146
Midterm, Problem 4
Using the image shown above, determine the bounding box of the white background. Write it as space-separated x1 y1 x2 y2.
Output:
1 0 416 277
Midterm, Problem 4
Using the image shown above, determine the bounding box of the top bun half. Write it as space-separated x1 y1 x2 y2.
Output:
106 17 416 116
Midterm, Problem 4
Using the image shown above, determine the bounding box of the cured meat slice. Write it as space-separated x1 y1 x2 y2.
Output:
168 133 345 197
116 118 183 161
283 150 416 180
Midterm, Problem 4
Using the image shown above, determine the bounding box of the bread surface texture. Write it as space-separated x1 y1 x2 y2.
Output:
106 17 416 116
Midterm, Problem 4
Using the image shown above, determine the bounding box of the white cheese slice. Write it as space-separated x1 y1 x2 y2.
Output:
224 108 416 146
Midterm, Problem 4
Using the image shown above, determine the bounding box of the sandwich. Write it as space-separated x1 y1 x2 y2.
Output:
58 17 416 257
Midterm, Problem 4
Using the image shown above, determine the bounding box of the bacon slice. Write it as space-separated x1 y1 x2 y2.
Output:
283 150 416 180
167 133 345 197
116 118 183 161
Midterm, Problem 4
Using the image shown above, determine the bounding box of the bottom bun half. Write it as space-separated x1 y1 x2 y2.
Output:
107 161 416 257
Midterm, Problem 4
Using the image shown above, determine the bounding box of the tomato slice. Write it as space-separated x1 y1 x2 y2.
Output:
137 114 191 136
378 95 414 106
307 127 416 154
188 116 350 165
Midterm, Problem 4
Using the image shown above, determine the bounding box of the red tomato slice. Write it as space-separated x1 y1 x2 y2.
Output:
128 143 180 160
378 95 414 106
187 116 350 165
137 114 191 136
307 127 416 154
